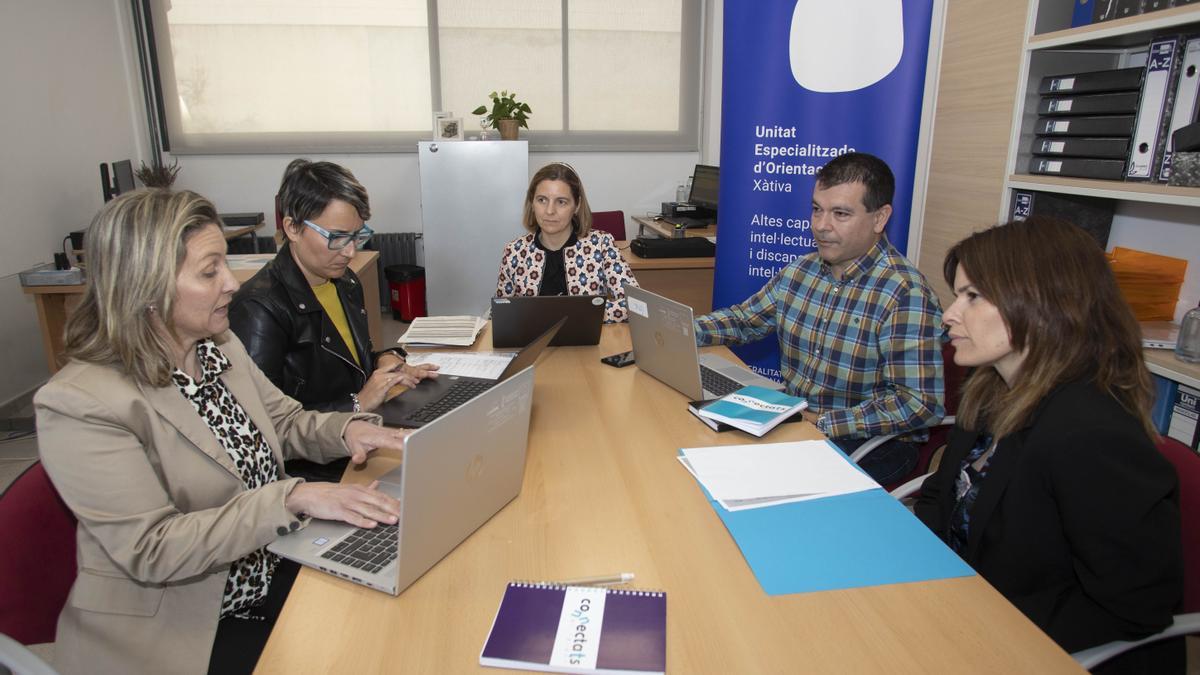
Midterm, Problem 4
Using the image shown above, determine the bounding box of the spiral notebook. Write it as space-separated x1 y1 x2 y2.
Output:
479 582 666 674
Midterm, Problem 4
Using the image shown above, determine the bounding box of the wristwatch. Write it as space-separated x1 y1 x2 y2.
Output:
350 392 362 413
380 346 408 361
816 414 830 435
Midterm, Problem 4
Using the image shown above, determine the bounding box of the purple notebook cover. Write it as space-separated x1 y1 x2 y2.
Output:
480 583 667 673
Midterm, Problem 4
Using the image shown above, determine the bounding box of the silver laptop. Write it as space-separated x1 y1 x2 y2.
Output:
268 366 535 595
624 285 783 401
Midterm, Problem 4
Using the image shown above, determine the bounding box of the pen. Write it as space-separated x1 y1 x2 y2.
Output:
554 572 635 587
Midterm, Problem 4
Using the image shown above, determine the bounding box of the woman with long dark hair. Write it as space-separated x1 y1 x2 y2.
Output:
915 216 1183 674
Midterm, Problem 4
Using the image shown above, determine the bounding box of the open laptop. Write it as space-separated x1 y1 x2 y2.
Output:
491 295 605 348
268 366 535 595
625 285 783 401
379 317 563 428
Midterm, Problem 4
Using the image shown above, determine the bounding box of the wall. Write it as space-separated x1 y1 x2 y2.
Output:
916 0 1027 304
0 1 725 405
170 152 701 242
0 0 147 403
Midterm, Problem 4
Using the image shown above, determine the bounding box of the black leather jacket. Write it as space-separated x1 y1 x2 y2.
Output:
229 243 395 412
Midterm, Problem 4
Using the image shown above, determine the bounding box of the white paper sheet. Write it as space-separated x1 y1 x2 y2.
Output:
404 351 514 379
679 441 879 510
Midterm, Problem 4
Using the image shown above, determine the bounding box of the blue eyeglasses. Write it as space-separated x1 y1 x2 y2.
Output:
303 220 374 250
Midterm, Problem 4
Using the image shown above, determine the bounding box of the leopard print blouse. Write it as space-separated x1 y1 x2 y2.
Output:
171 339 280 618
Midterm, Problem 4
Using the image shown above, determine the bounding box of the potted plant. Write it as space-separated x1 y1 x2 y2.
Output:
472 90 532 140
134 158 181 188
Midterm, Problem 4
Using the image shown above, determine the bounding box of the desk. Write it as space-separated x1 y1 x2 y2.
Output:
222 222 266 252
23 250 381 374
618 241 714 313
633 215 717 240
256 324 1082 674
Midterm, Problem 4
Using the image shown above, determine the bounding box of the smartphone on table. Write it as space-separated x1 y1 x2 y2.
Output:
600 350 636 368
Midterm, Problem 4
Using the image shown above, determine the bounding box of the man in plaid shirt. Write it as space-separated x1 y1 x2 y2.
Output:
695 153 944 484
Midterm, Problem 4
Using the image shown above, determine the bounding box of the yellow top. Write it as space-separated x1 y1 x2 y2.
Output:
312 281 360 367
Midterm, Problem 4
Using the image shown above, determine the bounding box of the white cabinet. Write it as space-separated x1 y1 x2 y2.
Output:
418 141 529 316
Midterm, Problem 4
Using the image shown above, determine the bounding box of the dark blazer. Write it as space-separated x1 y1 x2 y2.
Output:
229 243 396 412
915 379 1183 671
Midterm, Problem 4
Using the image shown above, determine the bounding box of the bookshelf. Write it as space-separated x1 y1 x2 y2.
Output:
1002 1 1200 387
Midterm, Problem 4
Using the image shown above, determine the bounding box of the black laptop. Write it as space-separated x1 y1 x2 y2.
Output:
490 295 605 348
379 317 564 428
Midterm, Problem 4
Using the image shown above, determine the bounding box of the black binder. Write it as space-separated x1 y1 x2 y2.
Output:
1029 157 1126 180
1094 0 1119 21
1035 114 1136 137
1115 0 1145 18
1030 136 1131 158
1038 91 1141 116
1038 67 1143 95
1009 190 1114 247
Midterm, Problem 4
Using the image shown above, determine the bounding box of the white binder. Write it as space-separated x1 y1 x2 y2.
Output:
1127 36 1182 181
1158 36 1200 182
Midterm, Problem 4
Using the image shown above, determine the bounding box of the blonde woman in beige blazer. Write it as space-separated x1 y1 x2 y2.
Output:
35 189 410 675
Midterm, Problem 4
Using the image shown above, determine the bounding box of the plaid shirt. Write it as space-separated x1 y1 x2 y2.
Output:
695 237 944 440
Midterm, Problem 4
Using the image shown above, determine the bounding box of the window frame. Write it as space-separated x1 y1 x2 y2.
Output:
140 0 702 154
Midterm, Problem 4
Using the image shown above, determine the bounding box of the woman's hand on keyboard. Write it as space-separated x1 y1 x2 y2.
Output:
284 480 401 528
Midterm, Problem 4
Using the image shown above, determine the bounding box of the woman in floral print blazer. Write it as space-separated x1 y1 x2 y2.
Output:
495 163 639 323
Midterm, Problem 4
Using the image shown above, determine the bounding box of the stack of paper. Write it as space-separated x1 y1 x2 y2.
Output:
398 316 487 347
693 386 807 436
404 352 514 379
678 441 878 511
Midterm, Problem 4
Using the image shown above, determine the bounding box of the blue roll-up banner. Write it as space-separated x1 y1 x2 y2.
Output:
716 0 936 378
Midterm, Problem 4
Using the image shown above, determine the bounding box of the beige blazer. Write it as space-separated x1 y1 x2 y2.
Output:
34 333 376 675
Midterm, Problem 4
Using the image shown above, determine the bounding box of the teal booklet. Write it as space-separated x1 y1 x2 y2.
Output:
693 386 807 437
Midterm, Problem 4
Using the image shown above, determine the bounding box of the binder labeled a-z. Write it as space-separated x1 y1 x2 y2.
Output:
1158 36 1200 182
1127 36 1183 180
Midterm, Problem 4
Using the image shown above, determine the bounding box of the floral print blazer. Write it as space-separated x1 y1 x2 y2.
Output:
495 230 639 323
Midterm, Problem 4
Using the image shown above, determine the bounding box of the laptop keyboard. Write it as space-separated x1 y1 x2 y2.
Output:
408 379 494 423
320 523 398 574
700 365 743 397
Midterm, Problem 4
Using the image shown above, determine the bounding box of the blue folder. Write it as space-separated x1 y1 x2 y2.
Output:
686 450 975 595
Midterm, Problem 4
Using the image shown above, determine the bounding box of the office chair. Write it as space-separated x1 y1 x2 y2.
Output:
1070 434 1200 670
0 634 58 675
591 210 627 241
0 462 77 646
855 342 967 494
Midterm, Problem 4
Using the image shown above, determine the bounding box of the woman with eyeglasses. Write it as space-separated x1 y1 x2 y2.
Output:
230 160 436 481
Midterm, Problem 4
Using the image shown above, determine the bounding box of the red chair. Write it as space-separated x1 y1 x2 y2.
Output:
591 210 626 241
857 341 967 493
0 463 77 645
1071 435 1200 669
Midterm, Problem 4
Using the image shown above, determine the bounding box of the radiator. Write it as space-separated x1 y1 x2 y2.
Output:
368 232 422 309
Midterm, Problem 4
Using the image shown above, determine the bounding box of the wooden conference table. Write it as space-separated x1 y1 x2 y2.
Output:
256 324 1082 674
22 250 381 374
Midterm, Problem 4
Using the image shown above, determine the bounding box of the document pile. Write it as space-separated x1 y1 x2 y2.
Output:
403 351 515 379
398 315 487 347
690 386 807 436
678 441 878 512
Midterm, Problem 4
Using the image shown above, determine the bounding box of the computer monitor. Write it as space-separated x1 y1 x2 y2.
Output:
100 160 137 202
689 164 719 211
